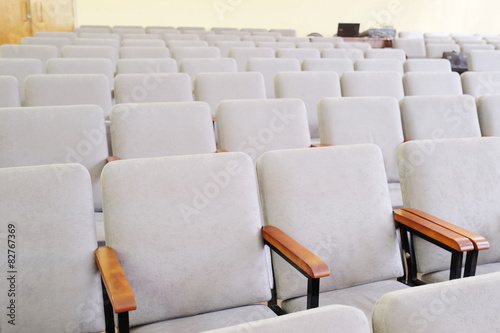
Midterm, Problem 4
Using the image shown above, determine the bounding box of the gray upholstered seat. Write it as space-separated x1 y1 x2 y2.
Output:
397 137 500 283
46 58 115 91
205 34 241 46
340 71 404 100
114 73 193 104
400 95 482 141
276 48 320 63
201 305 370 333
62 45 118 66
277 37 309 45
0 105 108 243
297 42 333 52
321 48 364 62
34 31 77 42
215 99 311 163
172 46 221 64
256 41 295 51
354 59 404 75
119 46 171 59
0 163 107 332
467 50 500 71
425 43 460 58
215 41 255 57
0 44 59 65
317 96 404 208
116 58 178 74
402 72 463 96
275 71 341 139
302 58 354 75
477 95 500 136
373 272 500 332
364 48 406 62
336 42 372 51
21 36 70 55
24 74 113 119
461 71 500 97
392 38 426 58
121 39 166 47
256 145 409 327
0 59 43 104
246 58 300 98
110 102 216 159
403 59 452 72
180 58 237 80
194 72 266 115
0 76 21 107
228 47 275 71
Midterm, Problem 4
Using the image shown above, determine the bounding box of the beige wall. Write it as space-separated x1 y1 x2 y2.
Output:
75 0 500 37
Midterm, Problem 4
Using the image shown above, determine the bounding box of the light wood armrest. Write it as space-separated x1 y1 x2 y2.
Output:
107 156 121 163
216 149 228 153
310 143 333 147
262 225 330 279
212 115 216 122
96 246 136 313
394 209 474 252
402 208 489 250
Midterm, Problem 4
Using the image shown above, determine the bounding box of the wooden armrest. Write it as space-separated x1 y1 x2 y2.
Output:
402 208 489 250
262 226 330 279
216 149 228 153
310 143 333 147
96 246 136 313
212 115 216 122
107 156 121 163
394 209 474 252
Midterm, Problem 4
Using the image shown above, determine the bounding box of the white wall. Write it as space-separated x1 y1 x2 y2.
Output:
75 0 500 36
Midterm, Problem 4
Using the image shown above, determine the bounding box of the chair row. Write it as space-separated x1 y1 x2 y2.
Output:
3 135 500 332
73 26 298 36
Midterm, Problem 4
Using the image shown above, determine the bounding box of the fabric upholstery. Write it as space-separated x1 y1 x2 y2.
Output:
119 46 171 59
101 152 272 327
275 48 321 63
392 38 426 58
206 35 241 46
373 272 500 332
62 45 118 65
0 105 108 211
35 31 77 41
476 95 500 136
114 73 193 104
180 58 237 80
256 145 404 301
340 71 405 100
167 40 208 49
216 99 311 163
400 95 481 141
228 47 275 71
403 59 451 72
275 71 341 138
462 71 500 97
425 43 460 58
0 59 43 104
468 50 500 71
194 72 266 115
397 137 500 274
297 42 333 51
354 59 404 75
302 58 354 75
24 74 113 119
0 44 58 65
116 58 178 74
172 46 221 64
365 49 406 62
256 41 295 51
402 72 463 96
0 163 105 332
201 305 370 333
215 41 255 57
122 39 166 47
322 48 364 62
110 102 216 158
46 58 115 91
0 76 21 107
336 42 372 51
20 36 69 55
461 44 495 52
246 58 301 98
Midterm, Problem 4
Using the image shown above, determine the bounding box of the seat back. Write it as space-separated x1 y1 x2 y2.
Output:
110 102 216 158
24 74 113 119
121 39 166 47
425 43 460 58
403 59 451 72
0 163 105 332
402 72 463 96
114 73 193 104
194 72 266 115
364 49 406 62
400 95 481 141
116 58 178 74
180 58 237 80
468 50 500 71
46 58 115 91
392 38 426 58
340 71 405 100
62 45 118 65
461 71 500 97
373 271 500 332
215 41 255 57
172 46 221 64
476 95 500 136
0 76 21 107
119 46 170 59
354 59 404 74
0 44 59 65
256 145 403 300
275 71 341 138
0 59 43 104
398 137 500 274
246 58 300 98
0 105 108 211
101 152 271 327
21 36 70 55
322 48 364 62
275 48 320 63
228 47 275 71
302 58 354 75
216 99 311 163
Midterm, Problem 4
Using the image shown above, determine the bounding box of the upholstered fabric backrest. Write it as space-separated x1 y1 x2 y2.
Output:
114 73 193 104
118 46 171 59
0 105 108 210
275 71 341 138
373 271 500 332
365 49 406 62
194 72 266 115
20 36 69 55
46 58 115 91
322 48 364 62
302 58 354 75
403 72 463 96
172 46 221 64
216 99 311 163
336 42 372 51
228 47 275 71
354 59 404 75
403 59 451 72
398 137 500 272
180 58 237 80
0 76 21 107
0 163 104 332
101 152 271 327
275 48 321 63
462 71 500 98
35 31 77 41
24 74 113 119
425 43 460 58
477 95 500 136
111 101 216 158
121 39 166 47
62 45 118 65
246 58 300 98
468 50 500 71
318 97 404 183
392 38 426 58
0 59 43 104
400 95 481 141
0 44 58 65
340 71 405 100
215 41 255 57
116 58 178 74
257 145 403 300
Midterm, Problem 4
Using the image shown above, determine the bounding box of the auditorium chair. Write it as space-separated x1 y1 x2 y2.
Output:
215 40 255 57
180 58 237 80
467 50 500 71
461 71 500 97
321 48 364 62
118 46 170 59
0 44 59 66
21 36 70 55
246 58 301 98
121 39 166 47
403 59 452 72
116 58 178 74
228 47 274 71
0 76 21 107
476 95 500 136
172 46 221 65
340 71 405 100
302 58 354 75
402 72 463 96
354 59 404 75
364 48 406 62
276 48 321 63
